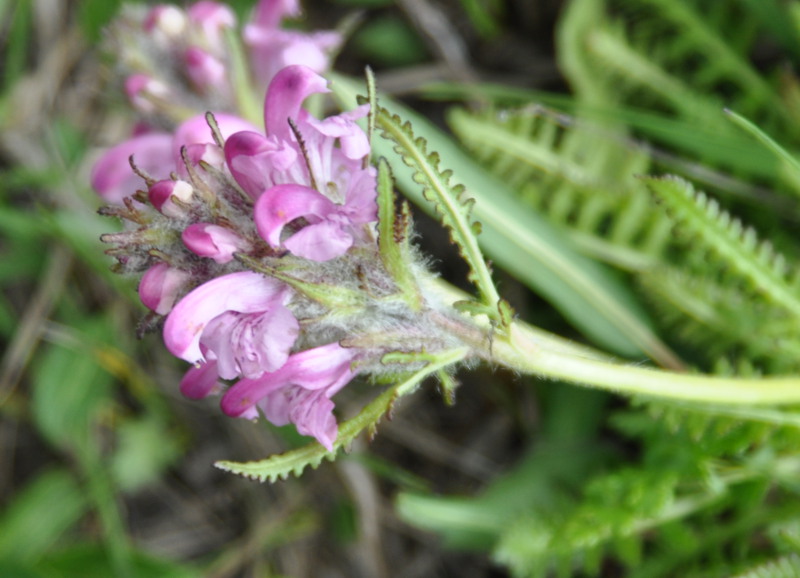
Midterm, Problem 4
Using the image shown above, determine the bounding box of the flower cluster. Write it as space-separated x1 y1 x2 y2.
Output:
95 1 467 451
93 0 339 204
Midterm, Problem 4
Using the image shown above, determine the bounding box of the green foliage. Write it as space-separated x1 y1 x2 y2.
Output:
397 0 800 575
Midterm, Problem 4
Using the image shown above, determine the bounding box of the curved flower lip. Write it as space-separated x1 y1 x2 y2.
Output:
255 180 377 261
91 132 173 204
180 359 222 400
264 65 329 141
224 131 298 198
255 183 336 246
305 104 371 159
163 271 290 365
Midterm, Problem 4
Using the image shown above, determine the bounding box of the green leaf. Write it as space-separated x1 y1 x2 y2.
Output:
0 470 88 563
331 73 677 364
730 554 800 578
110 416 182 492
371 102 504 322
31 317 117 451
375 158 422 308
643 176 800 319
36 544 200 578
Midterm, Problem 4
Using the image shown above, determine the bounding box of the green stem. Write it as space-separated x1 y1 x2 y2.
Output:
494 322 800 404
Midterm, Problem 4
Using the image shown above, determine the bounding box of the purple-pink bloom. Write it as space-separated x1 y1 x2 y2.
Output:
221 343 358 450
91 132 173 204
164 271 299 379
244 0 340 91
187 1 236 51
182 223 248 263
224 65 377 260
92 113 257 204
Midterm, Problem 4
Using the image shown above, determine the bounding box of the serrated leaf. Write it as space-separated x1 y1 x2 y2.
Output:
643 176 800 319
373 104 504 324
375 157 421 308
731 554 800 578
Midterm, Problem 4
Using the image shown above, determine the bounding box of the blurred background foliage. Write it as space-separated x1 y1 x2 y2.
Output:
5 0 800 576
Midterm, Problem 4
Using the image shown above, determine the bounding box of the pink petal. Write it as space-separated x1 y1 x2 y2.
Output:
306 104 370 159
180 360 222 399
254 183 335 247
264 65 329 141
284 220 353 261
224 131 298 197
91 132 173 204
250 0 300 30
164 271 289 364
148 179 194 217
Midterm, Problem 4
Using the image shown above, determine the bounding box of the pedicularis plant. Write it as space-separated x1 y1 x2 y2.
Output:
94 1 800 574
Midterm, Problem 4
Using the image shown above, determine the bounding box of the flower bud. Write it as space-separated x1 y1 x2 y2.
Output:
139 263 192 315
148 179 194 217
124 74 170 114
144 5 187 39
184 46 226 93
182 223 247 263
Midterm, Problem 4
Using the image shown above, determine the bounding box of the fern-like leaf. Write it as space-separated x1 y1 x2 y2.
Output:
643 176 800 319
448 105 672 271
731 555 800 578
374 105 507 324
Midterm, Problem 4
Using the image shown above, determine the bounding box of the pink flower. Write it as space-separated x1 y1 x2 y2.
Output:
187 1 236 52
164 271 299 379
221 343 358 450
92 113 258 204
91 132 173 204
244 0 340 91
224 65 377 260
